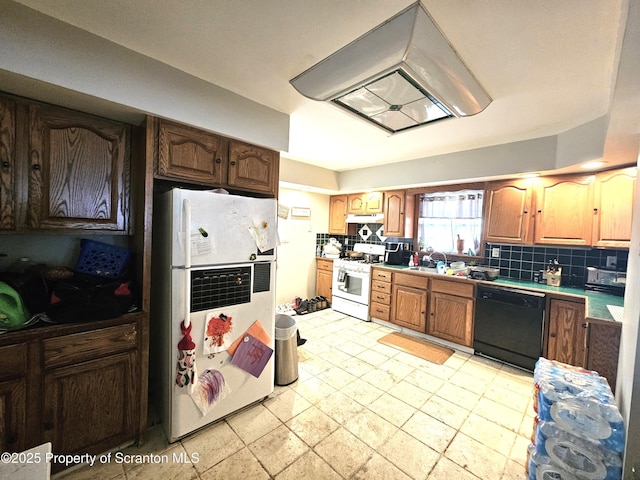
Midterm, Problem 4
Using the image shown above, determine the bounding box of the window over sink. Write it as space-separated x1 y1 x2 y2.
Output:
417 189 483 255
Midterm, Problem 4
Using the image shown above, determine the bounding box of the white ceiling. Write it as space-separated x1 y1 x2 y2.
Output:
13 0 639 173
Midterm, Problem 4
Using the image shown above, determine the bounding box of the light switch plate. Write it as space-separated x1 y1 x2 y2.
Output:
606 255 617 268
492 247 500 258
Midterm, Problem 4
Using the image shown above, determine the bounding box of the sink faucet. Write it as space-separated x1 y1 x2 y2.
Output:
422 249 447 267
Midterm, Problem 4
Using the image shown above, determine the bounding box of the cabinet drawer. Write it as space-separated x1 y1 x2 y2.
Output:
431 279 474 298
371 280 392 294
371 269 392 282
317 259 334 271
43 323 137 369
370 291 391 305
394 272 429 290
0 344 27 380
370 302 390 321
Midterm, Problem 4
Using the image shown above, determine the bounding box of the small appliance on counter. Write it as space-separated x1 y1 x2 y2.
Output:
585 267 626 296
322 238 342 259
468 266 499 281
384 241 411 265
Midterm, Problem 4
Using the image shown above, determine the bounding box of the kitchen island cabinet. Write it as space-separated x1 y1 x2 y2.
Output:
391 272 428 332
315 258 333 303
427 278 474 347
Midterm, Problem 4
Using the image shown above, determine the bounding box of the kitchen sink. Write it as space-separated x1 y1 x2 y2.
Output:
408 266 437 273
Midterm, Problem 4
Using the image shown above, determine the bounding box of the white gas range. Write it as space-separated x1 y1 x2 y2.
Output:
331 243 386 321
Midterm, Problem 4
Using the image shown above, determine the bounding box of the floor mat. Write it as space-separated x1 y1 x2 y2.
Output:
378 332 454 365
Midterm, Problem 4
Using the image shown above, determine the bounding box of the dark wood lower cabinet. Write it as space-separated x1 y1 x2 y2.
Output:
585 320 622 391
0 378 27 453
0 316 144 473
43 352 136 459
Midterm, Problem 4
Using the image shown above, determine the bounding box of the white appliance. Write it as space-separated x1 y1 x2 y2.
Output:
151 188 277 442
332 243 385 321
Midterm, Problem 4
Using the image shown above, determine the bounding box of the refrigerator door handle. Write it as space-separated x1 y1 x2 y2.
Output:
183 198 192 328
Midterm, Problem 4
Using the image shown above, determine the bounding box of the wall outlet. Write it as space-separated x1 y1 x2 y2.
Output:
492 247 500 258
606 255 617 268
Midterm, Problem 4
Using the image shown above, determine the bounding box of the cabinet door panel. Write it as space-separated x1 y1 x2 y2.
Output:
365 192 383 213
316 269 333 302
0 96 16 230
43 352 136 456
29 104 130 231
534 176 593 246
427 292 473 347
383 190 405 237
485 180 533 244
228 141 278 195
547 299 586 366
329 195 348 235
392 285 427 332
592 168 635 248
585 321 621 390
0 378 27 452
348 193 366 214
158 120 227 185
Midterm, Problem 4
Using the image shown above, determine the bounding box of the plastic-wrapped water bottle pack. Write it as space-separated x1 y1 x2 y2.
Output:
527 358 624 480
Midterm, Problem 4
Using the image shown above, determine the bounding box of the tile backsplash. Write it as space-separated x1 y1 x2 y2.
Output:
316 223 412 254
484 243 629 287
315 228 628 288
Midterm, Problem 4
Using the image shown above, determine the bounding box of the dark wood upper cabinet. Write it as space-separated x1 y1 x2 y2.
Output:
157 119 228 185
228 140 279 196
28 103 130 232
156 120 279 197
0 96 16 230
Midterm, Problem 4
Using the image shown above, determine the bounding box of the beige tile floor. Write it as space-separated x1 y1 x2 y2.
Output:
56 309 536 480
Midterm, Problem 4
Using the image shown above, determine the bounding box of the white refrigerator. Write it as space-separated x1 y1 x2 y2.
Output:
151 188 278 442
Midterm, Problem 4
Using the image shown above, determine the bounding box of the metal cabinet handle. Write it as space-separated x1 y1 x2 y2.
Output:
215 158 222 164
230 161 236 166
1 161 9 169
32 164 41 171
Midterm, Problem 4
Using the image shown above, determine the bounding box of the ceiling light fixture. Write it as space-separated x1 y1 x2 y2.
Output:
290 1 491 134
581 160 606 169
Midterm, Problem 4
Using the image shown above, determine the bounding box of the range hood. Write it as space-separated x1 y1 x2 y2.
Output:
290 2 491 134
346 213 384 224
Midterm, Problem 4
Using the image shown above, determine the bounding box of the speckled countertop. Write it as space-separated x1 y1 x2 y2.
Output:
373 263 624 323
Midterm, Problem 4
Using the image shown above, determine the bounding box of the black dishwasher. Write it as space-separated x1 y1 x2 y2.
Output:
474 284 546 371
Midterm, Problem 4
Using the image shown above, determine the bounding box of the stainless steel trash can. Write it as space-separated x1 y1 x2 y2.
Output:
275 314 299 386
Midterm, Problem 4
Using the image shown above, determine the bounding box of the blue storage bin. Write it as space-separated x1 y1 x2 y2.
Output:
75 239 131 278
